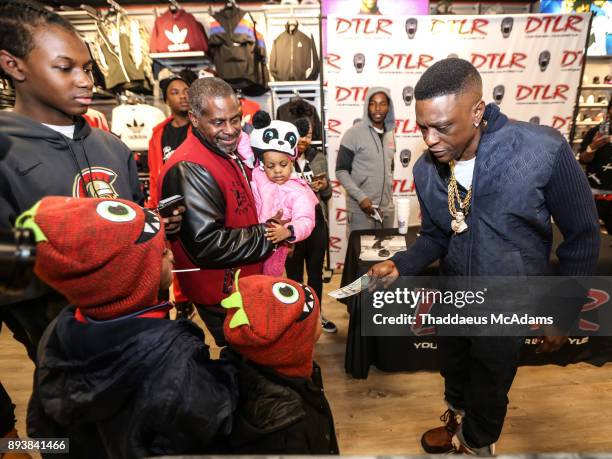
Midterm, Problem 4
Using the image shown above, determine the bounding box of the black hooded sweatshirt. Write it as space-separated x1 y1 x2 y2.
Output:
28 307 239 459
0 112 143 302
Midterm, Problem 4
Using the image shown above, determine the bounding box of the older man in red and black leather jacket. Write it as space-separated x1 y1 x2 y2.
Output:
159 78 273 345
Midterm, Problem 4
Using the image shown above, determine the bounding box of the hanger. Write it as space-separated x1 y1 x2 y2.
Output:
286 18 299 33
290 88 302 102
235 88 244 99
80 4 101 21
168 0 180 13
224 0 238 10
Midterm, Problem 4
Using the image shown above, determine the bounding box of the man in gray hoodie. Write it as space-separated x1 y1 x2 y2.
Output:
336 87 396 235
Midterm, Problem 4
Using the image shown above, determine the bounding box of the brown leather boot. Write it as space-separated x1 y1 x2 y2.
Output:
420 408 462 454
1 429 33 459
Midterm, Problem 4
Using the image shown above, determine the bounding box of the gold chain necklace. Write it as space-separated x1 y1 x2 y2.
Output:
447 160 472 234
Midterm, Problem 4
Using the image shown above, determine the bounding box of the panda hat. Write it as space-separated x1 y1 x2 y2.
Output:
250 111 300 161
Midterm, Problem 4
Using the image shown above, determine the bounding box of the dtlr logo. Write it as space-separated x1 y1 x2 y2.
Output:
377 54 433 71
525 15 583 34
516 84 569 101
335 17 393 36
335 86 369 103
430 18 489 36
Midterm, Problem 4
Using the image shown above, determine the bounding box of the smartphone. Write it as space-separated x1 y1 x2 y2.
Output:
157 195 185 218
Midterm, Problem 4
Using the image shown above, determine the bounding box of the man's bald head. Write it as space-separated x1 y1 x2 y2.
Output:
415 58 482 102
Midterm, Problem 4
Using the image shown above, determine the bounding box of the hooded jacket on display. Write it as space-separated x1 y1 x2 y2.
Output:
149 8 208 53
28 308 239 459
208 7 269 97
269 23 320 82
391 103 600 278
335 87 396 214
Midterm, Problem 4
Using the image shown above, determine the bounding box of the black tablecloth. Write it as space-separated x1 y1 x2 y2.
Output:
342 227 612 379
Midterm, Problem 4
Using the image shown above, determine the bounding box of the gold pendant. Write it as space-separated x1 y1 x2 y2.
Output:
451 211 468 234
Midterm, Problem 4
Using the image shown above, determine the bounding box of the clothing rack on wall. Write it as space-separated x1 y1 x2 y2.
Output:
269 82 320 116
149 52 213 72
59 7 101 34
262 4 324 142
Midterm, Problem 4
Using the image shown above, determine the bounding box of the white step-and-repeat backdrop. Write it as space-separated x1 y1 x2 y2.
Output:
324 13 590 269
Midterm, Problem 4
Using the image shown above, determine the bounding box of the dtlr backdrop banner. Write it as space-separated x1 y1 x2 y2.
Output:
324 13 590 269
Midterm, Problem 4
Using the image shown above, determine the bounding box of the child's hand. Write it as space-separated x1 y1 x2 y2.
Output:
265 223 291 243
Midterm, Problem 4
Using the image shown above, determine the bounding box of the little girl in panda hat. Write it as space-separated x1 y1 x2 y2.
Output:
250 111 319 276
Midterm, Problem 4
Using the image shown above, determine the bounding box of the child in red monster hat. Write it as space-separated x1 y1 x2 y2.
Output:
221 272 339 454
20 197 238 458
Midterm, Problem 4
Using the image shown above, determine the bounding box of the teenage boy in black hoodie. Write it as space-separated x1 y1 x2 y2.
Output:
0 1 183 440
20 197 238 459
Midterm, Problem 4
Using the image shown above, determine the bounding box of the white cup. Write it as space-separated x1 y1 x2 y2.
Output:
397 198 410 234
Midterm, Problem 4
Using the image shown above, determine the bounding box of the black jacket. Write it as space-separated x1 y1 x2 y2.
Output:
208 6 269 97
229 356 339 455
270 24 320 81
296 145 331 224
579 125 612 191
276 97 322 141
27 308 239 459
0 112 143 303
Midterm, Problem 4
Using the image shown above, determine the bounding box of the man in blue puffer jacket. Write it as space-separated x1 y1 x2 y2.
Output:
369 58 600 455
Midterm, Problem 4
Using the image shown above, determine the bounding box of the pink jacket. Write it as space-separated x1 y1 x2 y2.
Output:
236 131 256 168
251 166 318 242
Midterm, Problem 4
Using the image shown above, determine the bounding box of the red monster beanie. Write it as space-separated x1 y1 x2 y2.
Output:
221 272 320 379
16 197 165 320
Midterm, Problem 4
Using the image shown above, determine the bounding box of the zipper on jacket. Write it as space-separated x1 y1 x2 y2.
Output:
369 127 386 210
467 141 484 278
290 35 294 80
